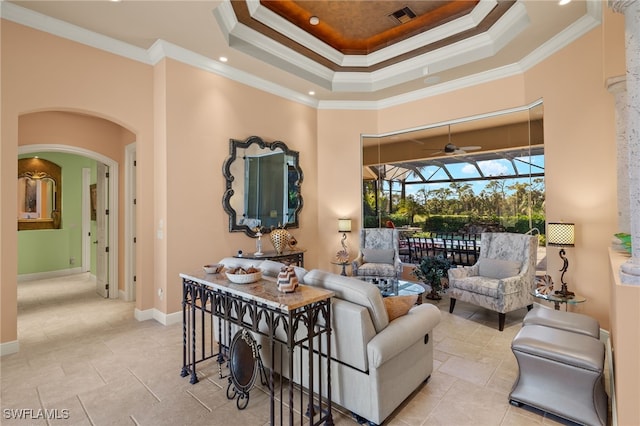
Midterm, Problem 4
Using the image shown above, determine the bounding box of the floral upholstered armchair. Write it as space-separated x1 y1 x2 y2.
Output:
352 228 402 282
448 232 537 331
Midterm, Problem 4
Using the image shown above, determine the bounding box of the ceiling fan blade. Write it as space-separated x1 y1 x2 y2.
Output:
459 145 481 151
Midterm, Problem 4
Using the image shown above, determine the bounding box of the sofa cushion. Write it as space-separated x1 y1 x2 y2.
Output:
356 263 396 277
450 276 500 298
293 266 308 283
362 248 395 264
383 295 417 321
260 259 287 277
478 258 521 279
302 269 389 332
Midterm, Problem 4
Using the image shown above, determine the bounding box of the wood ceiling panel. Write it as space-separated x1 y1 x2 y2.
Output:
234 1 515 72
261 1 479 54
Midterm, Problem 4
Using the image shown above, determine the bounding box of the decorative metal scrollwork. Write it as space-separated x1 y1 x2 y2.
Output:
226 329 268 410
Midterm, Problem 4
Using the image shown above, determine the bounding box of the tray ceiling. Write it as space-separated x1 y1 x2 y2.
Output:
4 0 601 105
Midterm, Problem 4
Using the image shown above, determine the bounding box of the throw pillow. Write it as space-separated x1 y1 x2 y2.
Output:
383 295 417 321
362 248 395 264
478 258 521 279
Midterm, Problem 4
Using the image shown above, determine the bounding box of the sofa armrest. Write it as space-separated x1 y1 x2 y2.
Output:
330 298 377 372
367 304 441 369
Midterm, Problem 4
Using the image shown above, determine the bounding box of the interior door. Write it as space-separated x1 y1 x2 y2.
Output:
96 162 109 297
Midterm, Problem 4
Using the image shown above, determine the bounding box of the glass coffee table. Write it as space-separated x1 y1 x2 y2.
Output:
379 279 426 304
531 288 586 311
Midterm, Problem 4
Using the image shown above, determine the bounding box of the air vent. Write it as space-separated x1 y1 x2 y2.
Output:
388 6 417 25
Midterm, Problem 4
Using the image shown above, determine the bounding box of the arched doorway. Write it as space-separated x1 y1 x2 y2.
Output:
18 144 120 298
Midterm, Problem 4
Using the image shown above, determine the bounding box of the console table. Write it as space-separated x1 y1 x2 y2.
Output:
235 249 305 267
179 270 333 425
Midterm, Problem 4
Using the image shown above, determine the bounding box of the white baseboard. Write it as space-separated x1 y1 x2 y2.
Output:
134 308 154 321
0 340 19 356
18 267 84 282
134 308 182 325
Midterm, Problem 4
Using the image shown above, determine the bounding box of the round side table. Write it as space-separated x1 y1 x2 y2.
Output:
531 288 586 311
331 261 350 276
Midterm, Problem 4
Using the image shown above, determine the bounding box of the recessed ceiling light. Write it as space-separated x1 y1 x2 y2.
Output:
308 90 315 96
219 56 228 62
558 0 571 5
309 16 320 25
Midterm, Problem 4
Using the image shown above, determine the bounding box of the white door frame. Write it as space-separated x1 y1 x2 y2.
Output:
19 144 119 299
81 168 91 273
124 142 136 301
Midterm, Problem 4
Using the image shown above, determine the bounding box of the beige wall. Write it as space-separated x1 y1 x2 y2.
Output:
316 108 378 273
159 58 319 313
1 8 637 423
1 20 155 346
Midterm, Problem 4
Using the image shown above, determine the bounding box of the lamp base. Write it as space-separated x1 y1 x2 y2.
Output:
554 288 575 298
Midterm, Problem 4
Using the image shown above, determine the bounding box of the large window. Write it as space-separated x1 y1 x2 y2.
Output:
361 101 544 234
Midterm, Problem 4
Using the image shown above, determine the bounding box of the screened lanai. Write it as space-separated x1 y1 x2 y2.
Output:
361 102 545 233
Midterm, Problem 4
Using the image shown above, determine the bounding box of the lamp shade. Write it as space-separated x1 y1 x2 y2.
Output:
338 218 352 233
547 222 575 246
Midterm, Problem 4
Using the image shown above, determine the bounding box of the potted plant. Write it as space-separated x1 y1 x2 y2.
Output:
411 255 452 300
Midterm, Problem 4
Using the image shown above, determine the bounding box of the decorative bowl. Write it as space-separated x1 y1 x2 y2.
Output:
203 264 224 274
226 270 262 284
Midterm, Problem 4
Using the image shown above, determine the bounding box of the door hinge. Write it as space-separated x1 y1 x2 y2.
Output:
106 171 110 178
133 198 137 205
106 284 109 290
133 237 137 243
133 275 137 282
134 160 137 167
105 246 109 253
105 209 109 215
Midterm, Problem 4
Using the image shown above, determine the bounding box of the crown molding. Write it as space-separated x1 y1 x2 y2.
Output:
2 1 319 108
216 0 529 92
320 0 603 110
1 0 603 111
244 0 498 68
519 0 602 73
318 62 525 110
0 0 152 64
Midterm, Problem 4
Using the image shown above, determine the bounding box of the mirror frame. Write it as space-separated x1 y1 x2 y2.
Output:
18 157 62 231
222 136 304 237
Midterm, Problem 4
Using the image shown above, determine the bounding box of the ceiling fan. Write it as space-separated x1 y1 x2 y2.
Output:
441 142 482 155
423 125 481 156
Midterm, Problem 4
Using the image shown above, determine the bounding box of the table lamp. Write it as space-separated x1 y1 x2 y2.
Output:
547 222 575 297
336 219 352 262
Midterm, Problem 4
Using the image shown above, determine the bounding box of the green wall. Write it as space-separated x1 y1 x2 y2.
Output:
18 152 96 275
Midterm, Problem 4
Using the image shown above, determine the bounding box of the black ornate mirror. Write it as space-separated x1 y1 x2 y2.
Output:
223 136 303 237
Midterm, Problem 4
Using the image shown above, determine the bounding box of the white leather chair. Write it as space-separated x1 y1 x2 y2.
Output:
448 232 537 331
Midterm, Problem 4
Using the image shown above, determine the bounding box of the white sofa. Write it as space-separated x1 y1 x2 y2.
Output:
217 257 441 425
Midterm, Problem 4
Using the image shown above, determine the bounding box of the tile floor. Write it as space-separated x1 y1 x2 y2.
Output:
1 273 598 425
